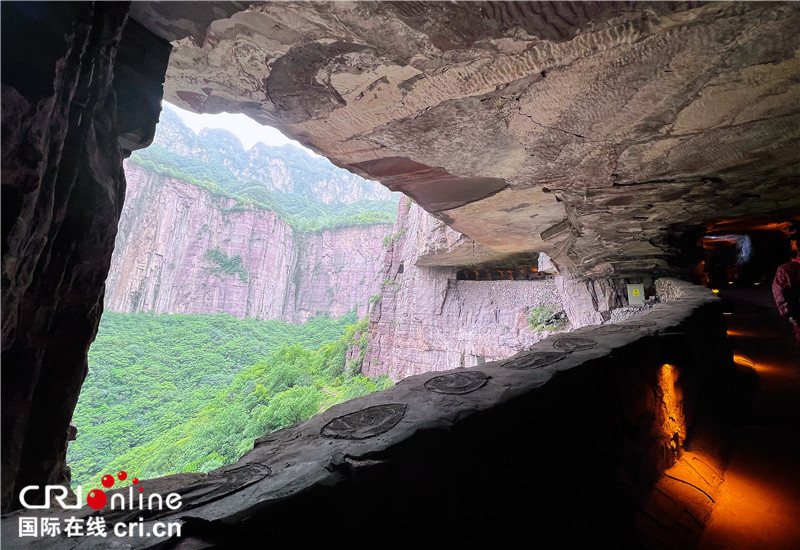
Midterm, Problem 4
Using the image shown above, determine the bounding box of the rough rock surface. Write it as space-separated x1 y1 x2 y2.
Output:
291 225 388 322
105 162 389 323
149 1 800 278
555 274 657 327
364 201 567 380
0 2 156 512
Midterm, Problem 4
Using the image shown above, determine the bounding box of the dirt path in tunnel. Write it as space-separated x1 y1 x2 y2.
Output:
698 287 800 550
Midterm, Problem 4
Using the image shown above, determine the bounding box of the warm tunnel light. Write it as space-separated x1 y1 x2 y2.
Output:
733 354 755 368
712 288 720 294
658 363 686 452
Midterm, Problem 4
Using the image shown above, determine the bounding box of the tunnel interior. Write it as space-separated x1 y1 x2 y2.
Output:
697 219 798 289
2 2 800 548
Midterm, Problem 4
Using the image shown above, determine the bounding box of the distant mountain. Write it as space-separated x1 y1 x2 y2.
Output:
128 107 398 231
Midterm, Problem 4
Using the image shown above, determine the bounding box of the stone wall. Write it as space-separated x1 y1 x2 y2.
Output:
0 3 170 512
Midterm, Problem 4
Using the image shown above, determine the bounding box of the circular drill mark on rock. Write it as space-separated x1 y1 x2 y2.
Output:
103 463 273 523
321 404 407 440
425 371 489 394
174 463 273 511
502 351 567 370
553 337 598 352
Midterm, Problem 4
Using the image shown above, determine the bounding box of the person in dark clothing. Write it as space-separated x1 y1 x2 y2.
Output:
772 243 800 345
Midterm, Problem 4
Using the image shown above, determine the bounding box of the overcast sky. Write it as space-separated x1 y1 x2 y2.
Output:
163 101 316 154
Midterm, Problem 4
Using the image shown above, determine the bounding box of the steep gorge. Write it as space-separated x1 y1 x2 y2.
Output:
105 162 390 324
107 162 569 376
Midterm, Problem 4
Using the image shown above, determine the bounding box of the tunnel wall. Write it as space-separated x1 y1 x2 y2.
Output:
0 3 170 512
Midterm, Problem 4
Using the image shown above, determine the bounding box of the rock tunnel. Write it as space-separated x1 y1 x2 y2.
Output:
2 2 799 548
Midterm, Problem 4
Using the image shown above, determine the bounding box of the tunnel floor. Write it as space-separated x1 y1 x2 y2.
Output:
698 287 800 549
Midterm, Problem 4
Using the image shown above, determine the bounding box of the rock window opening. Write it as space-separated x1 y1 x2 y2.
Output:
66 103 400 492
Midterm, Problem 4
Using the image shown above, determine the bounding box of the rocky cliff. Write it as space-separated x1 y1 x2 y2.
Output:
105 162 389 323
363 201 567 380
156 2 800 280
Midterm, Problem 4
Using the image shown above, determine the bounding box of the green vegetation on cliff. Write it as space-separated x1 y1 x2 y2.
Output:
527 305 568 333
68 312 389 488
204 246 248 282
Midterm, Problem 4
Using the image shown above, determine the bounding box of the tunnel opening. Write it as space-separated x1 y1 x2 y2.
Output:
64 102 401 495
455 266 549 281
693 217 799 289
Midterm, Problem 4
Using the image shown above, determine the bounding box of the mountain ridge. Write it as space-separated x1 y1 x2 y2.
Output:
130 107 397 220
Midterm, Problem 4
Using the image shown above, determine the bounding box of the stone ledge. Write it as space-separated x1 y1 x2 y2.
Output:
1 278 726 548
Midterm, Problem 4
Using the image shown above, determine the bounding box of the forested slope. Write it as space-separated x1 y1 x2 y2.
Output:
69 312 390 488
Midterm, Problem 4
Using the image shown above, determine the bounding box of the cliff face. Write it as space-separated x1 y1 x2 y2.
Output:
291 226 387 322
108 163 566 380
363 201 566 380
105 162 389 323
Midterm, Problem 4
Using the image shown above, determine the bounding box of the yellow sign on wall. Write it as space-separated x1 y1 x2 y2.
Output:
627 284 645 306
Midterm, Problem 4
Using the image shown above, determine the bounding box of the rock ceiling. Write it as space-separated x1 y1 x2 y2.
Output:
131 1 800 277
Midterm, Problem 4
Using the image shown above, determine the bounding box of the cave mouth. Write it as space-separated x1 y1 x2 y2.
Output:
65 102 401 494
453 251 550 281
68 98 593 493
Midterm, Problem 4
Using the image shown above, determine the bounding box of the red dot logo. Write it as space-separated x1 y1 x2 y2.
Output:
117 470 127 481
101 475 114 488
87 490 107 510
